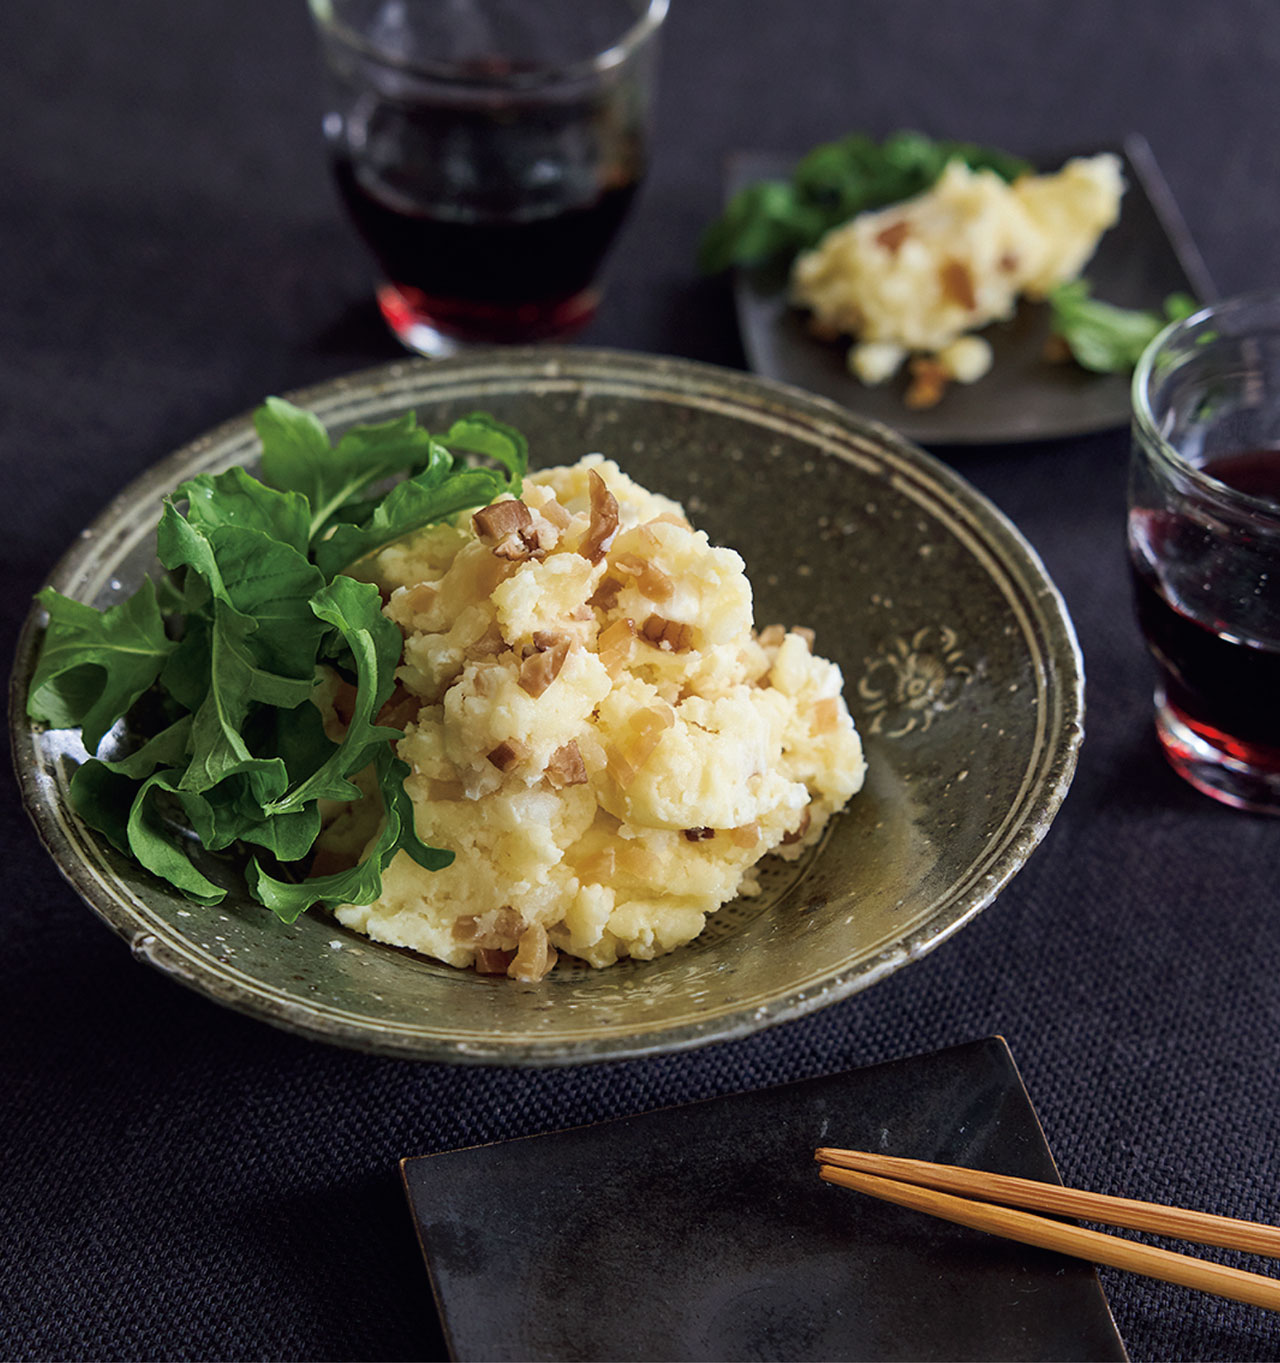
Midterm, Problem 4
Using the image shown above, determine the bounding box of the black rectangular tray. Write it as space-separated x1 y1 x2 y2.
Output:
401 1036 1128 1361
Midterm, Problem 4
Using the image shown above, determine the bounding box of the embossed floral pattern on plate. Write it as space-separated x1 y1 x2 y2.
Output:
859 626 974 738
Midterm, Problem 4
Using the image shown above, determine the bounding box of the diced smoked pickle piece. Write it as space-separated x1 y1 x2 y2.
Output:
607 704 674 787
491 534 531 561
588 576 624 610
579 469 620 564
491 906 523 939
781 805 812 845
812 697 841 733
598 617 636 675
473 498 550 562
613 552 675 603
474 947 515 974
464 621 507 661
540 497 572 530
940 258 977 310
472 499 533 543
385 581 437 625
546 741 588 789
640 614 693 652
518 634 570 697
487 738 528 772
876 220 911 254
905 356 949 410
508 922 557 981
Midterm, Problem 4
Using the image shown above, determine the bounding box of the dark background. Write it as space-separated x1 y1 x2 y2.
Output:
4 2 1280 1359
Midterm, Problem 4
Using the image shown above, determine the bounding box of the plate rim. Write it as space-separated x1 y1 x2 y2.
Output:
9 348 1085 1064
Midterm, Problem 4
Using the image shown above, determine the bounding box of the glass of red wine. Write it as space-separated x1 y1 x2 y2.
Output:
308 0 667 355
1129 291 1280 813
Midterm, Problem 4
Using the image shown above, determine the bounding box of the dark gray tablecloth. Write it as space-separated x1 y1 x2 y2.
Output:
4 2 1280 1359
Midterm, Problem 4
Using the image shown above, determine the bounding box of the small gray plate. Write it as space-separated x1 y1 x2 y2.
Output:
729 134 1217 446
402 1036 1128 1361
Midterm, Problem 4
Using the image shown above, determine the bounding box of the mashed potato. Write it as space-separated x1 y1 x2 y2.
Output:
789 153 1124 405
323 457 865 980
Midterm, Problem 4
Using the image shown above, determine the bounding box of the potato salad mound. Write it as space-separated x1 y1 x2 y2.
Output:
323 457 865 981
790 153 1124 406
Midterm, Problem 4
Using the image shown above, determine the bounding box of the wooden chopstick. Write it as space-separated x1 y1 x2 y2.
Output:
815 1147 1280 1256
816 1150 1280 1312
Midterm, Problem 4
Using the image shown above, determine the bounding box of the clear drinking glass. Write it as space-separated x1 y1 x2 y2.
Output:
1129 291 1280 813
308 0 667 355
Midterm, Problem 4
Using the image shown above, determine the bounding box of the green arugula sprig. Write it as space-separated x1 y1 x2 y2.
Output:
26 399 528 922
1047 281 1200 373
698 130 1032 275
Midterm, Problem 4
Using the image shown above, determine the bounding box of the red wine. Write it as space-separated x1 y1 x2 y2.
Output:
1200 447 1280 503
332 155 639 342
1129 447 1280 763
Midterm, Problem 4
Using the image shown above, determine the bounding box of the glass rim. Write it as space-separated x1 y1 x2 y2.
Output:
1131 287 1280 521
308 0 669 86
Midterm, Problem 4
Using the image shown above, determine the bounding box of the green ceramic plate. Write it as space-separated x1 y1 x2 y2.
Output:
10 350 1083 1065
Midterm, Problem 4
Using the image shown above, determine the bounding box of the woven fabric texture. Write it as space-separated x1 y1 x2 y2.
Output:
4 2 1280 1359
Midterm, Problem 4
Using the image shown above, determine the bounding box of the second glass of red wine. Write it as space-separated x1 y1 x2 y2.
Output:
1129 290 1280 813
308 0 667 354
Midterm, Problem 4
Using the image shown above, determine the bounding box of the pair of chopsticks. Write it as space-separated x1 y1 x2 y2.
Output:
816 1147 1280 1311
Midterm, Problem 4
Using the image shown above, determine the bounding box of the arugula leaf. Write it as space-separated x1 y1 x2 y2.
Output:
207 703 334 859
252 396 330 495
256 398 439 542
313 462 518 579
261 576 403 814
311 412 527 577
105 716 195 779
68 761 142 857
178 599 303 797
247 747 452 923
68 717 194 854
159 615 212 713
157 510 328 679
437 413 528 493
1048 281 1199 373
697 181 821 283
71 760 227 905
184 779 323 860
176 466 311 557
255 400 526 573
27 582 175 753
126 772 227 906
28 395 515 928
699 129 1033 274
